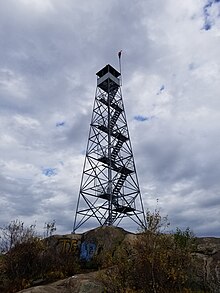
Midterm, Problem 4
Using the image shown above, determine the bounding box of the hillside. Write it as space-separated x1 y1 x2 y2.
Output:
1 226 220 292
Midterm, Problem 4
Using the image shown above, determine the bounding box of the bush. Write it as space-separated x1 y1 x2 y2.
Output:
2 237 45 292
0 220 37 253
0 220 81 292
99 210 200 293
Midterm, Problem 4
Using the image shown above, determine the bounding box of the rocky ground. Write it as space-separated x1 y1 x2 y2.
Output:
18 271 103 293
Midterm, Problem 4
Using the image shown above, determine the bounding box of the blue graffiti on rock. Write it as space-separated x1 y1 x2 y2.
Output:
80 242 96 261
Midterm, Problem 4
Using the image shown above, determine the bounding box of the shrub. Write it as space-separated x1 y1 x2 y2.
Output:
0 220 80 292
99 210 200 293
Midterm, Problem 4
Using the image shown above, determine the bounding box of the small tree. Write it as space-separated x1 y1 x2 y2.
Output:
0 220 43 292
3 238 45 289
174 227 195 249
99 209 199 293
145 207 170 234
0 220 37 253
132 212 197 292
44 220 56 238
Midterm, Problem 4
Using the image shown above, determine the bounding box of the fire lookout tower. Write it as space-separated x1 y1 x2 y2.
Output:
73 64 146 232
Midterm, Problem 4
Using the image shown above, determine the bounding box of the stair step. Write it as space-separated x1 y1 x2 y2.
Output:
109 110 122 130
103 210 118 225
112 173 128 196
111 140 124 161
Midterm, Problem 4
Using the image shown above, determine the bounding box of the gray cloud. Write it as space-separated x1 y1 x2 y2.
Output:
0 0 220 236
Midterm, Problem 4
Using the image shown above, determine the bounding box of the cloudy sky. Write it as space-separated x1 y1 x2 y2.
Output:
0 0 220 236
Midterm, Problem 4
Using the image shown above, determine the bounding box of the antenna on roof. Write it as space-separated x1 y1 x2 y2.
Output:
118 50 122 86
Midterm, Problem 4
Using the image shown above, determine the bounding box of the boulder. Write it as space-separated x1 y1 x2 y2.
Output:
18 271 103 293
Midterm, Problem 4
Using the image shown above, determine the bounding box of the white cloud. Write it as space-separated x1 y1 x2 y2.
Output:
0 68 29 100
0 0 219 236
19 0 54 13
14 115 40 129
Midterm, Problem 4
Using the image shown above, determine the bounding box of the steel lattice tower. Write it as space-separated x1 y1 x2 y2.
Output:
73 64 146 232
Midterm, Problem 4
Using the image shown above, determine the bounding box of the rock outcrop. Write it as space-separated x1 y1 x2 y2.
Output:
16 227 220 292
194 237 220 292
18 271 103 293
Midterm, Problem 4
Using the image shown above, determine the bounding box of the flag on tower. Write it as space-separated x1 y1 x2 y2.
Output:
118 50 122 59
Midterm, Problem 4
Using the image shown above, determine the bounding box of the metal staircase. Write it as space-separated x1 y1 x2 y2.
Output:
113 173 127 197
109 108 122 130
111 139 124 161
103 210 118 226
